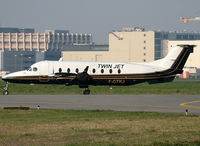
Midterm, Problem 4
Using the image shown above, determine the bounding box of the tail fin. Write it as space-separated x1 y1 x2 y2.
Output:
150 45 195 72
170 45 194 70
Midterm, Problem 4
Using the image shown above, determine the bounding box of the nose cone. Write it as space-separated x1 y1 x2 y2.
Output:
2 74 12 81
2 71 22 81
2 71 27 83
2 74 7 80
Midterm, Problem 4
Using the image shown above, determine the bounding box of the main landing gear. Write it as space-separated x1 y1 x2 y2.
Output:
83 88 90 95
3 82 9 95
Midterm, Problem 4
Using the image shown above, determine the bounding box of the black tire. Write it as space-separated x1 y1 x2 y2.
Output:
3 90 9 95
83 89 90 95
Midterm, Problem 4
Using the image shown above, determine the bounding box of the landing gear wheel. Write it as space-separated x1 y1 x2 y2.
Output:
83 89 90 95
3 90 9 95
3 82 9 95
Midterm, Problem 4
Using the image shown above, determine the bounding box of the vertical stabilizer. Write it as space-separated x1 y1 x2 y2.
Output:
150 45 195 72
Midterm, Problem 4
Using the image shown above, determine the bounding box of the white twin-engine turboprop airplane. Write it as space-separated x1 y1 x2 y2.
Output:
2 45 195 95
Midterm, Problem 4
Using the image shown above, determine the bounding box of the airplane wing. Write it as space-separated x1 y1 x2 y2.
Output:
49 72 77 77
49 66 93 85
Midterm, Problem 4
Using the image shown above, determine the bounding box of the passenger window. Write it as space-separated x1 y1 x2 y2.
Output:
109 69 112 74
33 67 38 72
59 68 62 73
92 68 96 73
75 68 79 73
101 69 104 74
118 69 121 74
67 68 70 73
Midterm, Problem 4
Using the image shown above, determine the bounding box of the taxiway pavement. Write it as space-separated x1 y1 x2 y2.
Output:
0 95 200 114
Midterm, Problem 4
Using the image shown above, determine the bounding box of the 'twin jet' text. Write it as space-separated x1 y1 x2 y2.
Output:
98 64 125 69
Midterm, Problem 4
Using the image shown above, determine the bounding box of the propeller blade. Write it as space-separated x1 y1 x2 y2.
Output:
83 66 89 73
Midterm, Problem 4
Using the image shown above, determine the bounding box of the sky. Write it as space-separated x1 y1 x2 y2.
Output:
1 0 200 43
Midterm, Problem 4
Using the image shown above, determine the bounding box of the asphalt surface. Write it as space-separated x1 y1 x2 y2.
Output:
0 94 200 115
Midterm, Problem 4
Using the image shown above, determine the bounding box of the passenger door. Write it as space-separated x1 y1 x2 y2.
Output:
39 62 49 82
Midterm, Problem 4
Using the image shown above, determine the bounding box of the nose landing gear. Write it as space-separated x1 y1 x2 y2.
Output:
3 82 9 95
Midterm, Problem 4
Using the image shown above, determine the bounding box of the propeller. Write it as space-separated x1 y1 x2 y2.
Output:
72 66 93 83
48 66 93 87
48 66 92 82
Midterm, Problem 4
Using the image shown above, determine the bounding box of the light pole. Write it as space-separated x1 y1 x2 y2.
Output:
28 56 31 67
14 54 17 72
20 54 23 70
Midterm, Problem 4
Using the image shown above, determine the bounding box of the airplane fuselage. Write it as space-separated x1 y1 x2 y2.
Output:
2 60 175 86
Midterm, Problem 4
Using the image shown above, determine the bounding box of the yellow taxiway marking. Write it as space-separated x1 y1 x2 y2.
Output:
0 101 185 110
1 100 200 110
180 100 200 109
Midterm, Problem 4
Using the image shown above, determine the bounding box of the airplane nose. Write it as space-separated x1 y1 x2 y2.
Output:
2 74 12 81
2 75 8 81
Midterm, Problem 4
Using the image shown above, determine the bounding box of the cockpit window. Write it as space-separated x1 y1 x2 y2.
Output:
26 67 37 72
27 67 32 71
33 67 38 72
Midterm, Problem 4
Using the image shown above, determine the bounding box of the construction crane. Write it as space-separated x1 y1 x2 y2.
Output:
180 16 200 23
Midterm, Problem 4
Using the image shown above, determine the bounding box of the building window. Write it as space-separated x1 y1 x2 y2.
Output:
4 42 9 47
144 34 146 37
144 40 146 43
109 69 112 74
155 32 161 38
144 59 146 62
163 34 168 39
101 69 104 74
183 35 188 40
189 35 194 40
92 68 96 73
67 68 70 73
155 46 160 51
144 47 146 50
155 51 161 59
155 39 161 45
25 43 30 47
144 53 146 56
73 35 76 42
75 68 79 73
176 35 182 40
118 69 121 74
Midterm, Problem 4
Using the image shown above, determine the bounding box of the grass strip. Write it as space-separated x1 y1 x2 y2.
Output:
0 110 199 145
1 81 200 94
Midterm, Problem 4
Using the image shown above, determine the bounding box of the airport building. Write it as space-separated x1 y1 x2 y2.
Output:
0 27 93 73
62 27 200 63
